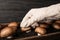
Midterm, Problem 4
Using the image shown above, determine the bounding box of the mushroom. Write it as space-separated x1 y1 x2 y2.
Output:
8 22 18 27
21 27 31 32
35 27 46 35
1 27 14 37
53 20 60 29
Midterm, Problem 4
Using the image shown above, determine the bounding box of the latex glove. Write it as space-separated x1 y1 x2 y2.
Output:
20 3 60 27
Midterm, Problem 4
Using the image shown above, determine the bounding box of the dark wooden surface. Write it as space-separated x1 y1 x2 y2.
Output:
0 0 60 23
1 31 60 40
14 32 60 40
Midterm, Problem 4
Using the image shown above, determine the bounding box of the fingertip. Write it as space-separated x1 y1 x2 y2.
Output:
20 21 28 28
20 22 24 27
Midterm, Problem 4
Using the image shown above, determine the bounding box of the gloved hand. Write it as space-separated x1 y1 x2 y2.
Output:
20 3 60 28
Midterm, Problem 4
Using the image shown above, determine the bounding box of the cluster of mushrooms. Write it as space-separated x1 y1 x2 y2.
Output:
21 20 60 36
0 20 60 38
0 22 18 38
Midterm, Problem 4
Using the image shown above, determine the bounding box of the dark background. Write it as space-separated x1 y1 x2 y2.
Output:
0 0 60 23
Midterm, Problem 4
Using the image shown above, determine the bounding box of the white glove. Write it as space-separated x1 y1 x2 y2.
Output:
20 3 60 27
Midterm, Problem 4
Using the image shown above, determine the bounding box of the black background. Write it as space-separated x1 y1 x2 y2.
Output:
0 0 60 23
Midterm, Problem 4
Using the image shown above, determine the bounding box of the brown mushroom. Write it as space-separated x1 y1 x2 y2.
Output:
1 27 14 37
35 27 46 35
21 27 31 32
53 20 60 29
8 22 18 27
39 23 48 28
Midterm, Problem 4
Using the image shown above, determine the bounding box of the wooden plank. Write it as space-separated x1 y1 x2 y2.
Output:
14 32 60 40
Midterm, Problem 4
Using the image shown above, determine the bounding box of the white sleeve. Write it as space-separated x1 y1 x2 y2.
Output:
47 3 60 17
